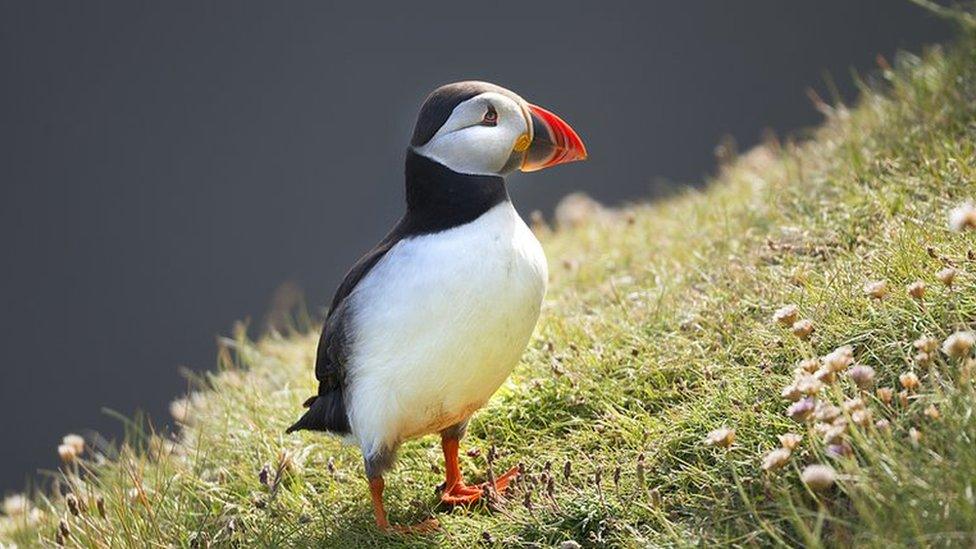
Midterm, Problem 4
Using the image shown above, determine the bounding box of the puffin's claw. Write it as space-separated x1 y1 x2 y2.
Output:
439 465 520 505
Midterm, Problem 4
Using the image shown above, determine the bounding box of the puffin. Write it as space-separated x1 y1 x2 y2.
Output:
287 81 586 532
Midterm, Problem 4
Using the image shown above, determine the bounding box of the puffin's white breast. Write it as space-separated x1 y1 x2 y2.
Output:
344 202 547 456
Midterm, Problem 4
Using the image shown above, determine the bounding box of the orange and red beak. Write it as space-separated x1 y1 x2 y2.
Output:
520 103 587 172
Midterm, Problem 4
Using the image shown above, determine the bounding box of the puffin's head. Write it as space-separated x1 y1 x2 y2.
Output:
410 81 587 176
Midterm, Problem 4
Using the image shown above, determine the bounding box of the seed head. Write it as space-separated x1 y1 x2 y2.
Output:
814 404 841 423
761 448 791 471
909 427 922 445
529 210 549 235
773 304 799 326
795 373 824 395
127 487 143 505
899 372 920 392
936 267 957 287
914 336 939 353
942 331 975 358
848 365 875 389
704 427 736 448
169 397 191 423
792 319 815 339
815 418 842 436
65 493 81 517
963 358 975 382
780 383 803 402
899 390 911 407
851 408 872 427
823 346 854 372
778 432 803 451
915 351 933 366
59 517 71 539
924 404 940 420
57 444 77 464
822 423 847 445
874 419 891 430
826 442 853 458
563 460 572 482
948 201 976 231
95 495 106 518
61 434 85 456
3 494 29 516
787 397 816 422
842 397 865 412
801 464 836 491
797 358 820 374
864 280 889 299
907 281 926 300
813 368 836 385
789 264 809 285
876 387 894 404
559 542 582 549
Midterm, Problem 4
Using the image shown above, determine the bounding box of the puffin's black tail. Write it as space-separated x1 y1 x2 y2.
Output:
286 390 351 434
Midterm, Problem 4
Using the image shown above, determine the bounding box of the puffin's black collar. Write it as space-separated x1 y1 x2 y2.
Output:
401 150 509 236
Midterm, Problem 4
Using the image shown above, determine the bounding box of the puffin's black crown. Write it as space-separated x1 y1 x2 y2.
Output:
410 81 523 147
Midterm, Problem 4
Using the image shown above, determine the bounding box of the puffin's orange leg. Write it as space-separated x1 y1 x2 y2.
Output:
369 477 390 530
440 436 520 505
369 477 439 534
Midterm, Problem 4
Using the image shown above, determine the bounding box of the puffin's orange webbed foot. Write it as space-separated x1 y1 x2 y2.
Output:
439 465 520 505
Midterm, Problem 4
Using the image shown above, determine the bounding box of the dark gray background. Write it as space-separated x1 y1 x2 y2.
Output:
0 2 951 492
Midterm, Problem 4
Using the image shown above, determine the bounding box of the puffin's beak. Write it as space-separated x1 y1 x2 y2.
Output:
520 103 588 172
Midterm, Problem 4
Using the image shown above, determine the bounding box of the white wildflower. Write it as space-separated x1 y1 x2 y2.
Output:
822 346 854 372
899 372 920 392
849 364 875 389
942 331 975 358
62 434 85 456
948 202 976 231
762 448 792 471
864 280 889 299
792 319 815 339
2 494 29 516
801 464 836 491
773 305 799 326
936 267 957 286
778 433 803 450
907 280 926 300
704 427 736 448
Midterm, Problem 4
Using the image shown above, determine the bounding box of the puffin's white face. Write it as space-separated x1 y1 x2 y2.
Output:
413 92 530 176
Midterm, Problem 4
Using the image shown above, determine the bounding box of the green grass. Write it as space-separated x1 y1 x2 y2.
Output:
4 8 976 548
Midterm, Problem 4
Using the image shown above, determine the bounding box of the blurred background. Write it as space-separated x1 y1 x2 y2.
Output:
0 2 951 492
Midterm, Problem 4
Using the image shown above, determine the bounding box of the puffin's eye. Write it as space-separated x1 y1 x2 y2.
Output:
482 105 498 126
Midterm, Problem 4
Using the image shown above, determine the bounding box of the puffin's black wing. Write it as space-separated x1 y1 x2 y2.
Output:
286 227 404 434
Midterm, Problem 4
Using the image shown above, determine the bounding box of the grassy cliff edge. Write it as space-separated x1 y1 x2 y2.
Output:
3 9 976 548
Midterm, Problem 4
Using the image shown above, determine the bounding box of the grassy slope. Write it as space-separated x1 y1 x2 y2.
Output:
4 14 976 549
